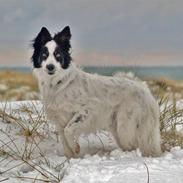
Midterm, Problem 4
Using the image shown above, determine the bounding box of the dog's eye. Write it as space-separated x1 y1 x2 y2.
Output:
42 53 47 59
55 54 61 58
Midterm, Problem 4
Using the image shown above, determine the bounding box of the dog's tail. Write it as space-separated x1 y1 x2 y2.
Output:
113 71 148 87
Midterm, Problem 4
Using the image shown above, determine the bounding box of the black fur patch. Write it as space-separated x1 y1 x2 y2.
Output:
57 80 62 85
53 26 72 69
31 27 52 68
75 115 82 123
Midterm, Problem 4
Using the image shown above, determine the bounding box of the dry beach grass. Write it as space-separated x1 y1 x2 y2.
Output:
0 101 65 182
0 70 183 101
0 71 38 101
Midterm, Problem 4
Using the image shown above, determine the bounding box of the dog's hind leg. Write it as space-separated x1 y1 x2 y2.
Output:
136 117 162 157
115 104 161 156
114 107 138 152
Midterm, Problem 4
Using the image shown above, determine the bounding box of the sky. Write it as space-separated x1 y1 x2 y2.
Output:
0 0 183 66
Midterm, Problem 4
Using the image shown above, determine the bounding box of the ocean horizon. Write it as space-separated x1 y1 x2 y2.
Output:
0 65 183 80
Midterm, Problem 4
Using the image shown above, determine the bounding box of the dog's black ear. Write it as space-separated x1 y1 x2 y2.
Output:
54 26 71 42
54 26 71 51
33 27 52 48
31 27 52 68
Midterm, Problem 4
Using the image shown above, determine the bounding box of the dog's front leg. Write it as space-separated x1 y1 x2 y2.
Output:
64 109 95 157
59 130 75 158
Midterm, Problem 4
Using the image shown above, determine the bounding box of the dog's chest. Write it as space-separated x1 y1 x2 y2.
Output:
42 83 87 126
45 101 74 127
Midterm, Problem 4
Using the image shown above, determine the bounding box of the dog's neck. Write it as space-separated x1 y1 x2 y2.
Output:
33 62 78 96
49 62 77 88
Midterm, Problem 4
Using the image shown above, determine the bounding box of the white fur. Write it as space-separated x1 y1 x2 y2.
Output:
41 40 64 75
33 62 162 158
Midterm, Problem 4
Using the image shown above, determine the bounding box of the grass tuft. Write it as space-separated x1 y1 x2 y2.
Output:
0 102 66 182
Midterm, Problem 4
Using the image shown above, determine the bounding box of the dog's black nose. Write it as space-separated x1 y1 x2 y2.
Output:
46 64 55 71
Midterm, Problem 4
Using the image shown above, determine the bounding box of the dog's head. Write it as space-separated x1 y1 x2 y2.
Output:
31 26 72 75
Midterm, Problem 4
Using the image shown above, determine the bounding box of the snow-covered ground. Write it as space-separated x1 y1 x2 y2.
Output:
0 101 183 183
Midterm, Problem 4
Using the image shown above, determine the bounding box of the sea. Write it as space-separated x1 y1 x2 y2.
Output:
0 66 182 80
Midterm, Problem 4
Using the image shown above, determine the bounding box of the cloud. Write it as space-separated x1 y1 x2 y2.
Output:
74 50 183 66
0 47 31 66
0 0 183 65
0 46 183 67
3 8 24 23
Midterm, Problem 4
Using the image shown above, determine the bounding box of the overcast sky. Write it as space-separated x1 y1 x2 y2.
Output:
0 0 183 66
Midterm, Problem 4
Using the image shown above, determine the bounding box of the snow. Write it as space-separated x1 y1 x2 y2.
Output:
63 148 183 183
0 101 183 183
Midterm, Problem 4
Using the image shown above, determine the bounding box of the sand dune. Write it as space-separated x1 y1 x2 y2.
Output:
0 70 182 101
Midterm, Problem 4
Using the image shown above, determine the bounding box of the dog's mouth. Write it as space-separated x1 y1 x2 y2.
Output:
43 67 57 75
45 69 56 75
47 71 55 75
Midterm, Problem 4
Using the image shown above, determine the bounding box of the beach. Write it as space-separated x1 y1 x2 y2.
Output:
0 69 182 101
0 69 182 182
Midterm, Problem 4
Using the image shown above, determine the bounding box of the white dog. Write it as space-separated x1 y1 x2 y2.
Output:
32 26 162 158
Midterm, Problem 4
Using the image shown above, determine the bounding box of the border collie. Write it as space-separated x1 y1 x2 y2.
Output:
32 26 161 158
